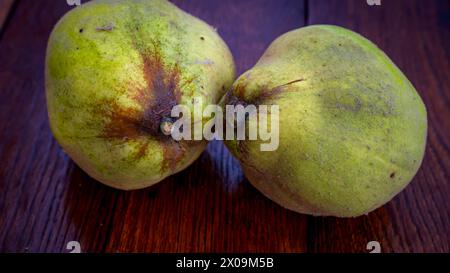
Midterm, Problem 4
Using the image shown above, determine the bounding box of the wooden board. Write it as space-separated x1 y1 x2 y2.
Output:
0 0 448 253
0 0 15 33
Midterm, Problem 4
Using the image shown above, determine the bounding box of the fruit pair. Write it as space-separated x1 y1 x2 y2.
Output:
46 0 427 217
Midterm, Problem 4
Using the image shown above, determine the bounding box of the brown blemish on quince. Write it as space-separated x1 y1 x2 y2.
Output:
223 77 304 157
97 39 198 172
226 77 305 107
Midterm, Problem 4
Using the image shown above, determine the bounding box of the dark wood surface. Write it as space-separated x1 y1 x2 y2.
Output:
0 0 448 253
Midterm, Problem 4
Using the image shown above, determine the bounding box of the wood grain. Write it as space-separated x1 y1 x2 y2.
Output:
0 0 15 33
0 0 448 253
